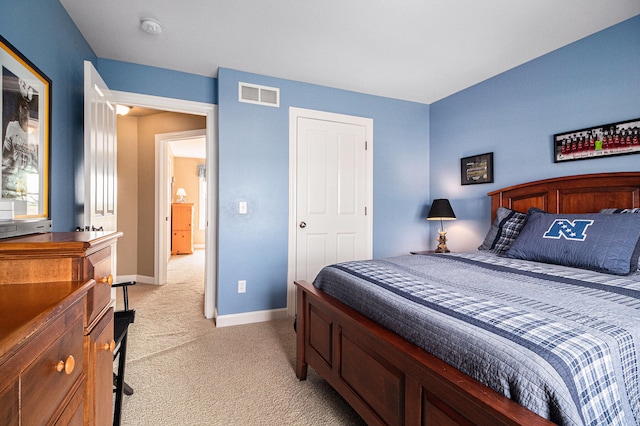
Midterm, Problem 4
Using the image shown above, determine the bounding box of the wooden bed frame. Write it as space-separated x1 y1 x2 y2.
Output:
295 172 640 426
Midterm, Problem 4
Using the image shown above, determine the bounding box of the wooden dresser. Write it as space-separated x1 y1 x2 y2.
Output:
171 203 194 255
0 280 93 425
0 231 121 426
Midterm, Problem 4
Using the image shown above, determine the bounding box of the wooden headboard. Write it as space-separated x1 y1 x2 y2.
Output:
488 172 640 221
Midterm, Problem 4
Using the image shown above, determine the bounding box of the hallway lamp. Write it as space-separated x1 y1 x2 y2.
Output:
427 199 456 253
176 188 187 203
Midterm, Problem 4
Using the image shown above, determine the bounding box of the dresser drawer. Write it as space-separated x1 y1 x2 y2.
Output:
85 246 113 327
54 379 85 426
0 381 18 426
0 258 77 284
21 316 84 425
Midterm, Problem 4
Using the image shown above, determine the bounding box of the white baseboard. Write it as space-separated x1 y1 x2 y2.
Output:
117 274 156 285
215 308 289 328
117 275 288 327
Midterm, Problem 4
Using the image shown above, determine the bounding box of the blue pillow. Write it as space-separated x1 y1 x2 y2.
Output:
504 209 640 275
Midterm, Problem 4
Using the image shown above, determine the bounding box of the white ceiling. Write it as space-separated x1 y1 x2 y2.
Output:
168 137 206 160
60 0 640 104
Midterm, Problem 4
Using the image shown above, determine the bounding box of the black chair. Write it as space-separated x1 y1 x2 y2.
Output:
113 281 136 426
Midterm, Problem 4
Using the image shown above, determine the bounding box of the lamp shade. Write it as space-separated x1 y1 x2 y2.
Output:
176 188 187 197
427 199 456 220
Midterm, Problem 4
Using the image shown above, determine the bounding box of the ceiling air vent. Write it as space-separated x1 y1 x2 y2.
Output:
238 82 280 107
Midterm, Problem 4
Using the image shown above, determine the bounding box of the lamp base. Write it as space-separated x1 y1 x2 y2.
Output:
435 230 450 253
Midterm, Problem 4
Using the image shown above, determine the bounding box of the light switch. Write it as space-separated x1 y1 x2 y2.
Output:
239 201 247 214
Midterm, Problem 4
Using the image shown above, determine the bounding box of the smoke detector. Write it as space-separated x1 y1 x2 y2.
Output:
140 18 162 34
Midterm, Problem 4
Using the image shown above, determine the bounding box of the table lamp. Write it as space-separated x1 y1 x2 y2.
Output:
427 198 456 253
176 188 187 203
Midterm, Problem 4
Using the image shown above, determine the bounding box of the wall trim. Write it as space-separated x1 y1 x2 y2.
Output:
215 308 288 328
117 274 156 285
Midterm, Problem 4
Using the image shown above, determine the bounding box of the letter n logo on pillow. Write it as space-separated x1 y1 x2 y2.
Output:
543 219 594 241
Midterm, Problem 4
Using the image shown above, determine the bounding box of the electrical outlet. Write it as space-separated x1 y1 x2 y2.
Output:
238 280 246 293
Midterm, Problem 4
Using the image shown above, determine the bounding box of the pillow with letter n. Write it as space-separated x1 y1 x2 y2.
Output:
504 209 640 275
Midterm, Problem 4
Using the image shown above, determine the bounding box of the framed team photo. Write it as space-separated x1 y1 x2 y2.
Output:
553 117 640 163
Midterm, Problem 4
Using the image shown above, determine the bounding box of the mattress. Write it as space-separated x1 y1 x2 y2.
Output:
312 252 640 426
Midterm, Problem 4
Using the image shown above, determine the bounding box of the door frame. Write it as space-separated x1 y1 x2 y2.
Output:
287 107 373 316
113 90 218 320
156 129 206 286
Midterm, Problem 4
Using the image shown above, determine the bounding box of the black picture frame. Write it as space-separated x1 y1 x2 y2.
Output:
553 117 640 163
461 152 494 185
0 35 51 219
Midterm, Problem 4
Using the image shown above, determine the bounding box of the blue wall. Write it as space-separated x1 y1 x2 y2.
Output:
0 2 217 231
96 59 217 105
217 68 430 315
430 15 640 252
5 2 638 318
1 0 96 231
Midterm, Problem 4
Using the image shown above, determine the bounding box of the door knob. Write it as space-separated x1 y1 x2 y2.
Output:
299 221 307 229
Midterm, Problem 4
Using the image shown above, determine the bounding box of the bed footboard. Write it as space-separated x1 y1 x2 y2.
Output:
295 280 553 426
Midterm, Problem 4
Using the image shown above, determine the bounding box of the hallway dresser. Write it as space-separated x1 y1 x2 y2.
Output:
171 203 194 255
0 231 122 425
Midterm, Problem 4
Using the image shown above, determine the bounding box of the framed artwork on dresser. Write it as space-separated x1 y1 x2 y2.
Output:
0 35 51 219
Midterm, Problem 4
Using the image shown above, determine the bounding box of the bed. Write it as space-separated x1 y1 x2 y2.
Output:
295 172 640 425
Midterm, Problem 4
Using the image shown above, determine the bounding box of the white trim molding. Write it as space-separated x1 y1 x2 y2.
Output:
117 274 155 285
215 308 289 328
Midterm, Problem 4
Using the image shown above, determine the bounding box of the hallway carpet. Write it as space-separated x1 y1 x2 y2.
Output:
116 249 365 425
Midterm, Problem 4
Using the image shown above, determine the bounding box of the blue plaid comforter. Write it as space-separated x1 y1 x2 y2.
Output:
313 252 640 425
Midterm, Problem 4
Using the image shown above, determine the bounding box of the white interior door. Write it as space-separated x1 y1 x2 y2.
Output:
294 113 372 287
83 61 117 231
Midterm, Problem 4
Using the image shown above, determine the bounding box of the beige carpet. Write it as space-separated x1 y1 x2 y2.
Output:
116 249 365 425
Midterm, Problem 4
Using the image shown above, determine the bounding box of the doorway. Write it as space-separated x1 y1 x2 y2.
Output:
156 130 206 285
114 90 217 319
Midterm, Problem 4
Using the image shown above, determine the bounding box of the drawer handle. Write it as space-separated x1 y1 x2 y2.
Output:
102 340 116 352
55 355 75 375
99 274 113 285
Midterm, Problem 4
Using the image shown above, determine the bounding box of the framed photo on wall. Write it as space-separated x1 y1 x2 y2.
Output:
0 35 51 219
553 117 640 163
461 152 494 185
